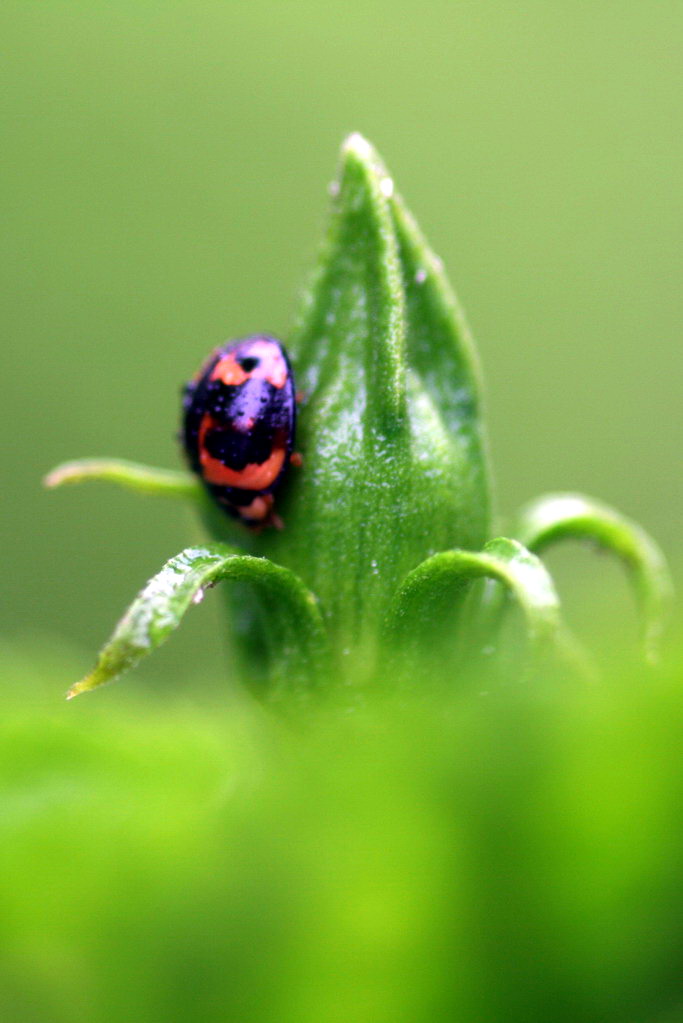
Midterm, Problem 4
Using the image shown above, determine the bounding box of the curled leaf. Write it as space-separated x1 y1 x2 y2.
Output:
515 493 673 661
382 538 563 687
45 458 202 501
67 544 329 699
387 537 561 650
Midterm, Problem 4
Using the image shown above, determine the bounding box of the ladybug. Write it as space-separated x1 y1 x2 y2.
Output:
182 335 299 528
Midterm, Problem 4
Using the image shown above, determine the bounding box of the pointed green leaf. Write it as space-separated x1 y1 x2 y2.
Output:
292 132 407 430
389 188 491 550
67 544 329 699
45 458 202 501
385 538 561 677
515 493 673 661
390 191 485 435
257 133 411 667
251 134 490 680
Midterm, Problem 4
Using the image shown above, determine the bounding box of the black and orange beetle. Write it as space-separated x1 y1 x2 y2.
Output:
182 336 298 528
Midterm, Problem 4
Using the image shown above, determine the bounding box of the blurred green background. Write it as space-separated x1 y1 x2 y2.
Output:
2 3 683 1020
3 0 682 681
2 657 683 1023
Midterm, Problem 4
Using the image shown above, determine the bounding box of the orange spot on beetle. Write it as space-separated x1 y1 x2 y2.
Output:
198 415 287 490
211 355 250 387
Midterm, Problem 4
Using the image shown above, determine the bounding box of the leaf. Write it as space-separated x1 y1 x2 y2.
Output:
292 133 407 431
515 492 673 661
44 458 202 501
384 538 561 682
389 187 491 547
253 134 490 680
388 537 560 643
268 133 410 666
67 544 329 699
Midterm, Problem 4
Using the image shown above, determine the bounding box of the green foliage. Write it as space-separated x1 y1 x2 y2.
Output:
263 134 491 660
385 538 561 684
9 8 683 1021
67 545 329 699
2 641 683 1022
46 134 671 696
388 537 560 644
44 458 202 501
515 493 673 662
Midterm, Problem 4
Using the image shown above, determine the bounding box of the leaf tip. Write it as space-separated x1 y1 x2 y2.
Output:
43 465 69 489
338 132 390 187
66 666 106 700
341 131 373 158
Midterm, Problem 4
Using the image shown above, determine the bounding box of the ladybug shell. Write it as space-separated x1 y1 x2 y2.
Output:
182 336 296 527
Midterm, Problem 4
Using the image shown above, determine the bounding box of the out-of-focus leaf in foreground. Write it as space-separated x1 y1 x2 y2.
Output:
2 639 683 1022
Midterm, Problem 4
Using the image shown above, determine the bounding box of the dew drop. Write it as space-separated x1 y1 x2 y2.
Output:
415 268 427 285
192 588 205 605
380 177 394 198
